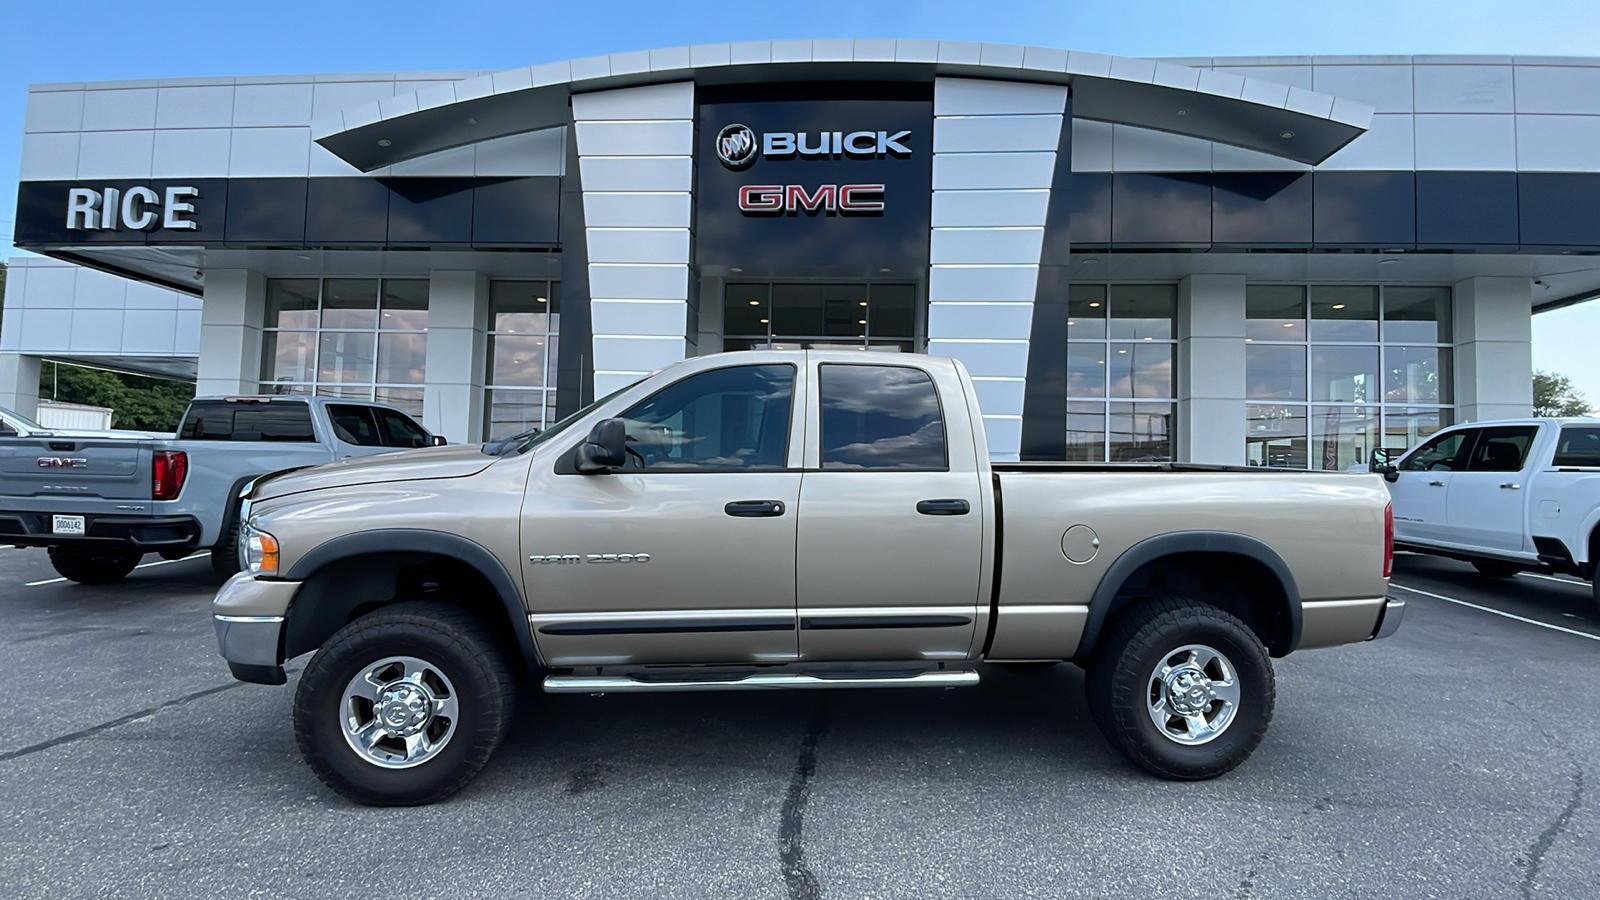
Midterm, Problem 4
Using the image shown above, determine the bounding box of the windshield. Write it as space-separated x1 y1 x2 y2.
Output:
483 383 638 457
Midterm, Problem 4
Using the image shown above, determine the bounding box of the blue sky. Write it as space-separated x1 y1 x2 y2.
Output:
4 0 1598 402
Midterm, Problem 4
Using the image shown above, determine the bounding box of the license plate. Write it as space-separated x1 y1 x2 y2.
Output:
52 515 86 536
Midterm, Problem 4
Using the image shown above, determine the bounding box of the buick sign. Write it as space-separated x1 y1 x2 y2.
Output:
716 124 758 169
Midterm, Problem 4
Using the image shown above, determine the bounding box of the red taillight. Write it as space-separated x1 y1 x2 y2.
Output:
1383 501 1394 578
153 450 188 501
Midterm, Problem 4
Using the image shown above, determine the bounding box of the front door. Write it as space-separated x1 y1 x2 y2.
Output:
1446 425 1538 555
1391 428 1477 545
795 361 985 661
521 363 803 667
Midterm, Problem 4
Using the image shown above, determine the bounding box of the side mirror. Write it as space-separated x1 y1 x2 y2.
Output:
430 434 448 447
575 418 628 473
1369 449 1399 482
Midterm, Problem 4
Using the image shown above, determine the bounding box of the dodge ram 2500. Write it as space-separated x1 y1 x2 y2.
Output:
213 350 1402 805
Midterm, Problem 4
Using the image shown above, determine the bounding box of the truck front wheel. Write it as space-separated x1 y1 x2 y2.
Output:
293 602 517 806
47 547 143 584
1086 598 1275 780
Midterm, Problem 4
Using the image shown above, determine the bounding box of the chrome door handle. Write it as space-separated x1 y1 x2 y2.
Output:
1428 480 1445 486
1500 483 1521 490
916 499 970 516
725 500 785 517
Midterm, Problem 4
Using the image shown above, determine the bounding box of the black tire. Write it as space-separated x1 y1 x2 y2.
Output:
1086 598 1275 781
47 546 143 584
1471 561 1520 578
294 602 516 806
210 500 244 579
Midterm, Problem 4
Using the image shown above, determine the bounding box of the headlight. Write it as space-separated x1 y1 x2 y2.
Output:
240 520 280 577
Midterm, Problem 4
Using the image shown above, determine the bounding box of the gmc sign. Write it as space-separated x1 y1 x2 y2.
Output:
737 184 886 213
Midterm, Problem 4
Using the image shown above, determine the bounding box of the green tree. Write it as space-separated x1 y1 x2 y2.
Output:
1533 370 1593 418
38 362 195 431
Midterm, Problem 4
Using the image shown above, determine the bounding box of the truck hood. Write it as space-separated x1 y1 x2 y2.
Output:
253 445 497 501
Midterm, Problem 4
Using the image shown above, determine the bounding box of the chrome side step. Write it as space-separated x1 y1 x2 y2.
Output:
543 669 980 694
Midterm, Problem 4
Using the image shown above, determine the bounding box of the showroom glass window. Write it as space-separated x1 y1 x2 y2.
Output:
1244 285 1453 469
1064 285 1177 462
723 283 919 352
260 278 428 416
484 280 561 441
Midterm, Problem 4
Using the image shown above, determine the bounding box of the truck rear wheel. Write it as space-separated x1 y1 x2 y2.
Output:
47 547 143 584
293 601 517 806
1086 598 1274 780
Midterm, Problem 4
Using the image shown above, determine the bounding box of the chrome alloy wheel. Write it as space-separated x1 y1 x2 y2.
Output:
1145 644 1241 746
339 656 459 769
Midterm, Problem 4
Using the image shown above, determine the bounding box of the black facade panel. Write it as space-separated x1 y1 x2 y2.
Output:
385 178 475 245
1111 174 1211 245
1416 171 1518 247
555 130 594 419
1518 173 1600 247
305 177 389 244
223 178 307 245
1211 173 1312 246
472 177 562 245
1312 171 1415 247
1023 97 1072 461
1061 173 1110 249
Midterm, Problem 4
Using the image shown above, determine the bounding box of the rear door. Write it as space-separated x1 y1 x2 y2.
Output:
1446 425 1540 554
794 361 985 661
1391 428 1477 544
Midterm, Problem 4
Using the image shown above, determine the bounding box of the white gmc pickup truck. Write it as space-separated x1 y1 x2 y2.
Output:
1373 417 1600 609
214 350 1402 805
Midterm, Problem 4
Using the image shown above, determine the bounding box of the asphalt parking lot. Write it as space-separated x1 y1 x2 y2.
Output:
1 548 1595 899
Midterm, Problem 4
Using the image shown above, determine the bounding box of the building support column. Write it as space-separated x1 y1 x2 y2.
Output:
927 77 1068 462
572 82 695 397
196 269 265 397
1177 274 1247 465
0 353 43 419
1453 276 1533 422
423 270 489 443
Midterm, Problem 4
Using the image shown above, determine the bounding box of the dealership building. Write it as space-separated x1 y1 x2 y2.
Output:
6 41 1600 465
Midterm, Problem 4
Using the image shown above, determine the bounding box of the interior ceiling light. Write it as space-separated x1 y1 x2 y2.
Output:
1279 131 1295 139
858 319 867 325
1331 303 1345 309
377 139 392 147
1283 322 1295 327
759 318 769 324
749 300 761 305
467 117 478 125
1177 108 1189 116
1118 349 1128 353
1089 302 1101 308
859 301 867 306
537 297 547 303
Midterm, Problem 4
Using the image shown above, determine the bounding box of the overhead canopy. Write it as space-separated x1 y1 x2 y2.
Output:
313 41 1371 172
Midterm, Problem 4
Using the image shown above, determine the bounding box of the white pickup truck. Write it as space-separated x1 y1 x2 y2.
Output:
1373 417 1600 608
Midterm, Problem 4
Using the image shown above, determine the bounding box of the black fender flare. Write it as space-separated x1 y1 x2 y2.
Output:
1072 531 1302 663
283 528 540 671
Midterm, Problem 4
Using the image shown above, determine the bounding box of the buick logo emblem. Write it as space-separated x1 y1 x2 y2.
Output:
715 123 757 169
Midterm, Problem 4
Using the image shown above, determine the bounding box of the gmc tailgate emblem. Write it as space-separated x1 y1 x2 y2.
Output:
37 457 88 468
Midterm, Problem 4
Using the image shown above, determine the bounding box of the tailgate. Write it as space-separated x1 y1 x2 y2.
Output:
0 437 152 508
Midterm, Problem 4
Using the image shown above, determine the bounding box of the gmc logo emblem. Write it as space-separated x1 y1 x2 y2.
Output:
738 184 886 215
37 457 88 468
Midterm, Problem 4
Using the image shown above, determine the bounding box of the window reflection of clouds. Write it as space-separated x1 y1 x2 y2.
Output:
819 365 946 470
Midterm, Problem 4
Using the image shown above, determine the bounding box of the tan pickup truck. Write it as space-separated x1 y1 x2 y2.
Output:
213 350 1402 806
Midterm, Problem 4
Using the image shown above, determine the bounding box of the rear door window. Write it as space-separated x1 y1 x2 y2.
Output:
818 364 947 470
1464 426 1539 473
1552 426 1600 467
179 402 315 442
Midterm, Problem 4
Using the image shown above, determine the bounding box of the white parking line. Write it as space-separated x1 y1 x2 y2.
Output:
1389 583 1600 642
1523 572 1591 588
24 552 211 587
